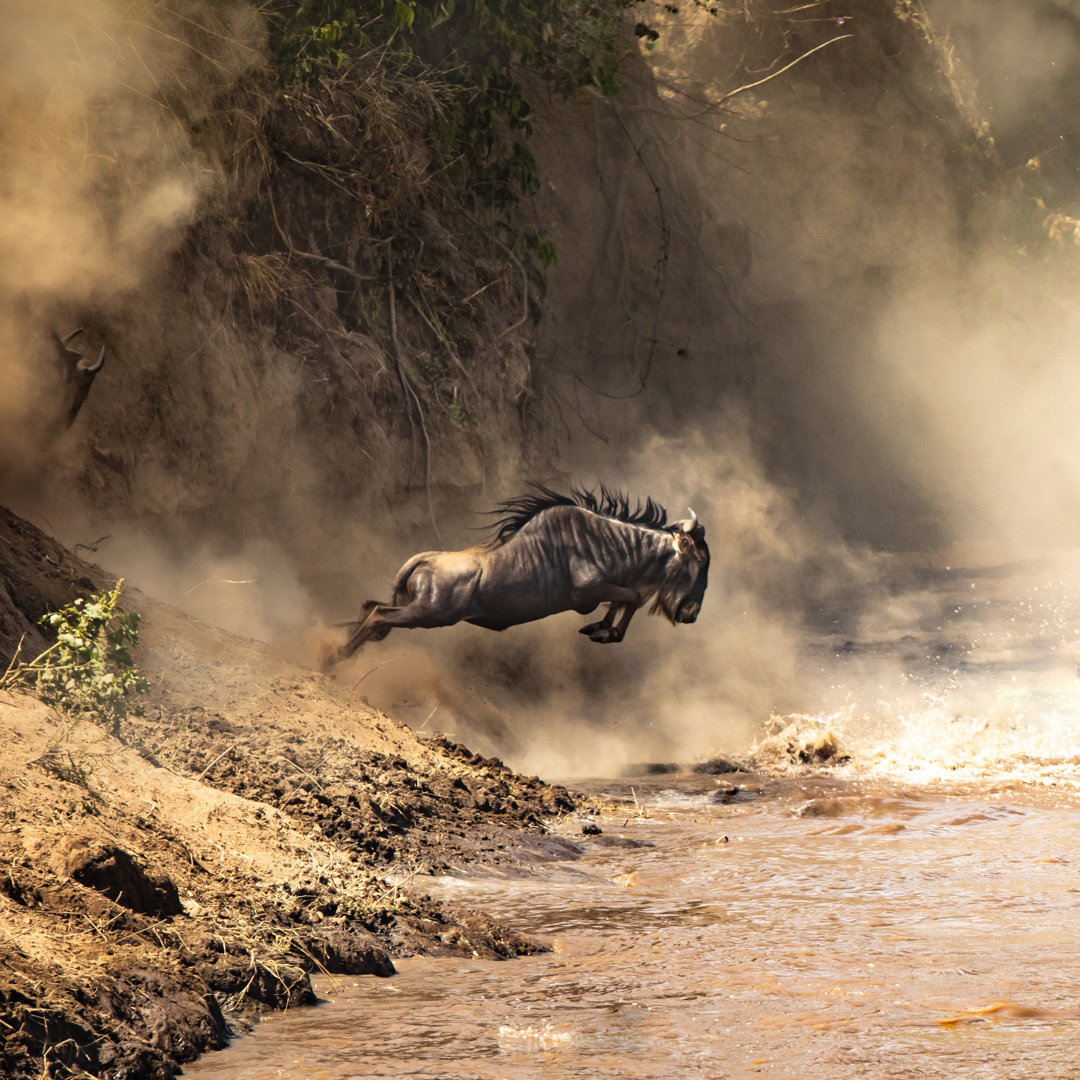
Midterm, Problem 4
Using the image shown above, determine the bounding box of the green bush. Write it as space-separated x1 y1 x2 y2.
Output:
2 580 149 736
270 0 634 204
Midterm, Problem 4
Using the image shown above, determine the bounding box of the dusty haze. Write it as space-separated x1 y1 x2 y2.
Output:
0 0 262 482
6 2 1080 777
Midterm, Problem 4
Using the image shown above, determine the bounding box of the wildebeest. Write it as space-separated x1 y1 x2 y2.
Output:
55 327 106 430
332 485 710 663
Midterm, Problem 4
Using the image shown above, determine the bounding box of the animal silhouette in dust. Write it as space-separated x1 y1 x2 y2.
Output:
54 328 105 431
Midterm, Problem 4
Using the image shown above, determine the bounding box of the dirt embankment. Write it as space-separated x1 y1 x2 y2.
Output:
0 508 586 1080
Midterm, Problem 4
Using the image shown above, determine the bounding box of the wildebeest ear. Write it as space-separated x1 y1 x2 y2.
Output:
673 530 692 554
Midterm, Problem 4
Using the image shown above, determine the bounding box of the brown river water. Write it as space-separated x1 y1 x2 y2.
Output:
184 565 1080 1080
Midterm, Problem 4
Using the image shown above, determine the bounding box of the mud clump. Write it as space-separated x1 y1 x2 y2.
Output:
44 835 182 916
133 714 578 876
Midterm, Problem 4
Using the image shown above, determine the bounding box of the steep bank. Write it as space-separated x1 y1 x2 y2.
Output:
0 509 582 1080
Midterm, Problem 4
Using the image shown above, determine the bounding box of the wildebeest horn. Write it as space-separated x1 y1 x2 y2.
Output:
674 508 699 534
671 508 705 539
78 345 106 374
60 328 85 354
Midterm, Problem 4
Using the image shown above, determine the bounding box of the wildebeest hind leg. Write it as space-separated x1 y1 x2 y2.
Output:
336 602 392 661
336 598 444 661
356 599 394 641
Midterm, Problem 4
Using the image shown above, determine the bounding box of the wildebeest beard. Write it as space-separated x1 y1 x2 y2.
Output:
329 484 710 664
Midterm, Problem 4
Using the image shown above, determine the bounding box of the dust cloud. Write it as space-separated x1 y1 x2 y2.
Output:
9 0 1080 781
442 0 1080 776
0 0 262 482
103 528 314 645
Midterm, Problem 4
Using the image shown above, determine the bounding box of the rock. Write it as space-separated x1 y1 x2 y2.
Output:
796 798 847 818
580 821 602 836
692 757 748 775
587 835 654 849
621 762 680 776
302 928 396 977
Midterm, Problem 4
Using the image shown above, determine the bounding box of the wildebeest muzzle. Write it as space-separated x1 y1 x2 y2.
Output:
676 598 701 623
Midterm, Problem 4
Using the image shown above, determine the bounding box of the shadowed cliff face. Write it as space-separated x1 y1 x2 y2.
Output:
530 4 964 556
6 4 1079 566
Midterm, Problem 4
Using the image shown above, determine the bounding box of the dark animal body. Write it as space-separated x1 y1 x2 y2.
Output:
334 485 709 662
55 328 105 430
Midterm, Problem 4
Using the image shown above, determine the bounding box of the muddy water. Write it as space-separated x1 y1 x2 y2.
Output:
183 770 1080 1080
185 563 1080 1078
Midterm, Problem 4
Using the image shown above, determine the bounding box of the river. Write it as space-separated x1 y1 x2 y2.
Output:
183 562 1080 1079
182 773 1080 1079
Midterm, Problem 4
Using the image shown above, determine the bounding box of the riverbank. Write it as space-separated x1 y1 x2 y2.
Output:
0 511 586 1080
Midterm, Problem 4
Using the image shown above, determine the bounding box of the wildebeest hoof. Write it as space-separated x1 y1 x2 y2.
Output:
588 627 622 643
579 621 604 636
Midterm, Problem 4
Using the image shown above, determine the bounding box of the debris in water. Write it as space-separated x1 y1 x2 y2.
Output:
709 785 761 804
750 714 851 770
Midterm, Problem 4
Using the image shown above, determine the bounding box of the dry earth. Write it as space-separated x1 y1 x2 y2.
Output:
0 508 588 1080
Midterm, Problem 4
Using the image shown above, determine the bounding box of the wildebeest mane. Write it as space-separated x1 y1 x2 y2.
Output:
488 483 669 543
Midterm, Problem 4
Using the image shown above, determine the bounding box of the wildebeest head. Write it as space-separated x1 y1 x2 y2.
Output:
54 328 106 431
655 509 710 624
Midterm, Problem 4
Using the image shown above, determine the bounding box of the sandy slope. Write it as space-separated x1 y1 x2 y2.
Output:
0 511 583 1080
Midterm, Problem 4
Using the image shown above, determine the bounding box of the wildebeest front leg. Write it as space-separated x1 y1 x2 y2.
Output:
579 602 620 640
578 587 641 644
584 603 639 643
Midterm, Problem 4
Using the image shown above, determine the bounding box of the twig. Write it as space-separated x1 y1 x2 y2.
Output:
459 278 498 305
499 249 531 339
717 35 853 104
461 211 531 339
277 756 325 794
182 578 257 598
350 654 403 692
1 635 26 687
113 917 179 946
73 534 111 555
409 292 476 395
195 748 232 782
571 98 670 403
266 185 362 277
387 258 443 545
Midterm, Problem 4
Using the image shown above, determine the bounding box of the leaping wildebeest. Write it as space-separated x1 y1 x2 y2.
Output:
331 485 709 664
